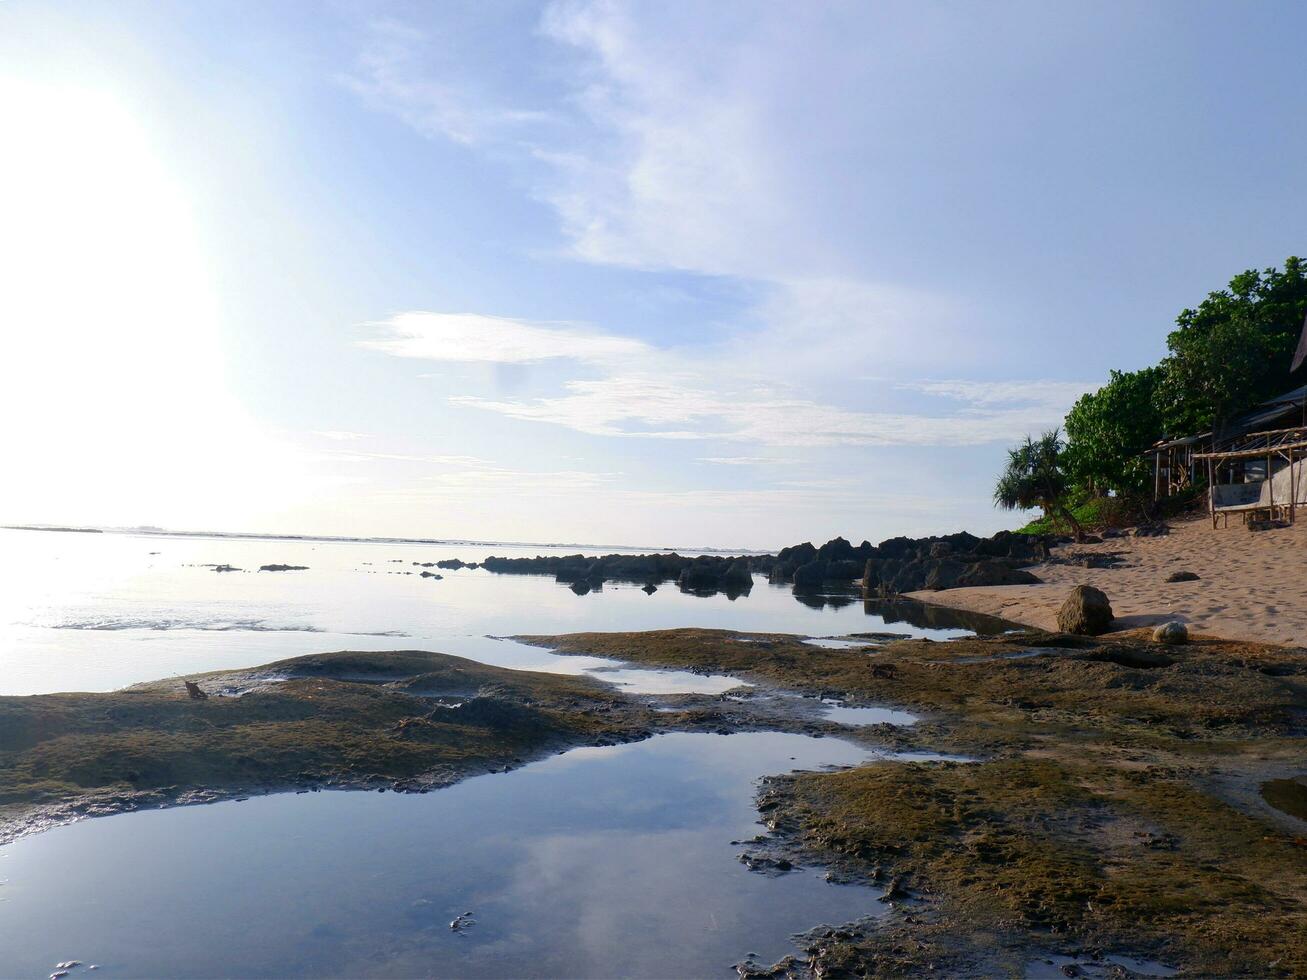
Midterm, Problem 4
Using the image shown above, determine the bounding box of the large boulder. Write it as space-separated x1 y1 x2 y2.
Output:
922 559 967 590
816 536 856 563
791 560 829 590
1056 585 1114 635
722 560 754 589
825 559 864 581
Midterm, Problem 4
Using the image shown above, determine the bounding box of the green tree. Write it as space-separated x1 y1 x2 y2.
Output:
1154 257 1307 436
994 429 1084 539
1063 366 1162 500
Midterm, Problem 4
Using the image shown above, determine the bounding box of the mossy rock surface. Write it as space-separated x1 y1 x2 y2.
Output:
523 626 1307 976
0 650 655 843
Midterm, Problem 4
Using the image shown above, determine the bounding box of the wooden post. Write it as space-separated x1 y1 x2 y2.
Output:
1291 446 1297 525
1268 438 1275 521
1208 457 1216 529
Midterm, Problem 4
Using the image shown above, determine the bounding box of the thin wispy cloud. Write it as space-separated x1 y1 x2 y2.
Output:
366 308 1094 448
343 19 555 146
359 312 650 365
451 375 1092 448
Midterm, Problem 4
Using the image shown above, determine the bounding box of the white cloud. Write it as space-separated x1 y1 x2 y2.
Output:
895 379 1093 410
359 311 650 365
453 376 1089 448
360 305 1091 448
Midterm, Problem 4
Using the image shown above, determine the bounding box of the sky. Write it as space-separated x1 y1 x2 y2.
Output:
2 0 1305 549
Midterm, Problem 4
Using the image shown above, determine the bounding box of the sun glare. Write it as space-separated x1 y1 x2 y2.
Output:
0 79 298 528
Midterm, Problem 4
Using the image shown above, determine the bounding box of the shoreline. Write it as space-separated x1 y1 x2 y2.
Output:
906 512 1307 647
4 620 1304 975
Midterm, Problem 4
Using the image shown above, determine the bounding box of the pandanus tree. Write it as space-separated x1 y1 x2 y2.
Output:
994 429 1085 541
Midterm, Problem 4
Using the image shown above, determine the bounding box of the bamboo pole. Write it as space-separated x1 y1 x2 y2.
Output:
1208 457 1216 529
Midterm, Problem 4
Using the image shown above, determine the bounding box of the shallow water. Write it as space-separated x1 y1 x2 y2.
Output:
819 698 919 726
803 637 876 650
0 732 884 979
0 527 986 695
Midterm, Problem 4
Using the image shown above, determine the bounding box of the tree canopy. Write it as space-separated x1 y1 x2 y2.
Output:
1001 256 1306 524
1153 257 1307 436
1063 367 1162 500
994 429 1083 538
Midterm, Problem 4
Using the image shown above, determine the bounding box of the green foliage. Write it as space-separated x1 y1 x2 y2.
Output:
1013 495 1128 535
1052 257 1305 509
1063 367 1162 499
1154 257 1307 435
994 429 1083 537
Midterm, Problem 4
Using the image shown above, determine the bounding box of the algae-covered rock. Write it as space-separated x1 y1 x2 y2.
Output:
1055 585 1113 635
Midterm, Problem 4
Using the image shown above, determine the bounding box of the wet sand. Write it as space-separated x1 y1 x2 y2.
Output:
907 513 1307 645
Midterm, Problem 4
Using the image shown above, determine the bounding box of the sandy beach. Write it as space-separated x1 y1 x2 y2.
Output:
909 513 1307 647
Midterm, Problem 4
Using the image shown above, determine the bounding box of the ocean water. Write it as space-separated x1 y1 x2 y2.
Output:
0 527 996 696
0 526 1002 978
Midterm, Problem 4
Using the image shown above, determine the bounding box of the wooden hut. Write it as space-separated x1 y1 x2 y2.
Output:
1152 384 1307 526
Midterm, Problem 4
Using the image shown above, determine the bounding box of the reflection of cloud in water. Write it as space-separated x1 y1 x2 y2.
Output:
47 616 406 636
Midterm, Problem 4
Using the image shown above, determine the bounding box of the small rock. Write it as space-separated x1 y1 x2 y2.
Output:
1165 570 1200 583
1153 621 1188 645
878 875 909 902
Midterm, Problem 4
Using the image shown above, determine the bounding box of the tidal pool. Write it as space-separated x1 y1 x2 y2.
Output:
819 698 919 726
0 732 885 979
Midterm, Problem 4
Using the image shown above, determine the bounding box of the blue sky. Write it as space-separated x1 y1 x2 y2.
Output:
2 0 1304 548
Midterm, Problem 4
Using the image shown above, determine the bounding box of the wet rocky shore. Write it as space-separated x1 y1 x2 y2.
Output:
522 626 1307 978
5 622 1303 977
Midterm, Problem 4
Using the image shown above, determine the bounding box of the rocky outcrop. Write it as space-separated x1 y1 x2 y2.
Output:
766 530 1048 596
1165 570 1200 583
1056 585 1114 635
853 531 1047 596
480 551 759 597
259 564 308 572
471 528 1048 600
436 558 478 570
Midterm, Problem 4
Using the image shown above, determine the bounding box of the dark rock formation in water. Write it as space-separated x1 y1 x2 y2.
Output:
767 530 1046 597
467 528 1047 600
259 564 309 572
479 551 760 597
